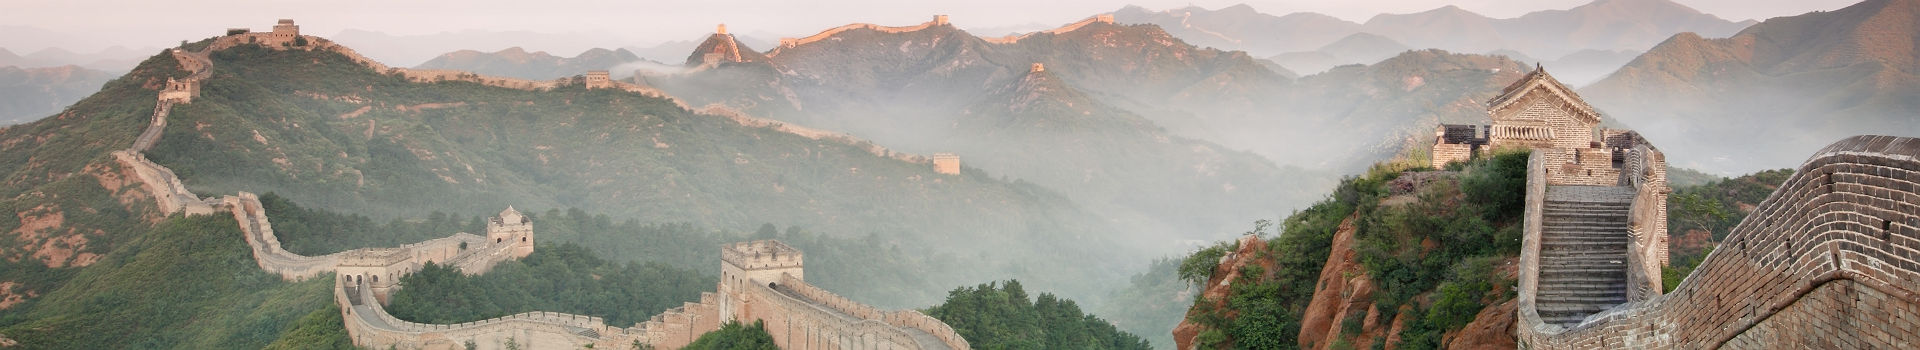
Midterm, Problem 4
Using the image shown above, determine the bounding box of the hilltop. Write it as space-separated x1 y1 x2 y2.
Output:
1583 0 1920 174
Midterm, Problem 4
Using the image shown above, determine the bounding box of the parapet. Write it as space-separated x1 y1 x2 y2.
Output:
721 240 803 270
338 248 412 267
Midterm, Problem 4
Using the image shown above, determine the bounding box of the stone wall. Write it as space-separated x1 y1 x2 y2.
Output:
981 15 1120 44
771 19 943 52
1432 143 1475 169
737 275 946 350
1517 135 1920 348
111 20 971 350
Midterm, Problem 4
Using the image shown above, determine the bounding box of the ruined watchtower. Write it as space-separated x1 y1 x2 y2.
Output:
487 206 534 258
717 240 803 322
159 77 200 103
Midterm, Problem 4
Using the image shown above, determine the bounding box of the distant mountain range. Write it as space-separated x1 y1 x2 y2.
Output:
415 47 644 80
0 65 116 125
1115 0 1754 84
0 46 151 72
599 16 1555 246
1583 0 1920 174
643 19 1328 243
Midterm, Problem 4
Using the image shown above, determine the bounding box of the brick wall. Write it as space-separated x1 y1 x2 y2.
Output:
1518 135 1920 348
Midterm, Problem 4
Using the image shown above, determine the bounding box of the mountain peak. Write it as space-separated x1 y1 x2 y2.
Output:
684 33 767 67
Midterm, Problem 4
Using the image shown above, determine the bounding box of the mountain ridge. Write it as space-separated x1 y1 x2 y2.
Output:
1583 0 1920 174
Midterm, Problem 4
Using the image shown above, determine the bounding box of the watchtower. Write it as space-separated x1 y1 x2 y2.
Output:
584 70 612 89
270 19 300 44
717 23 728 35
718 240 804 321
159 77 199 103
337 248 412 304
934 15 951 26
1030 63 1045 73
932 153 961 175
486 206 534 258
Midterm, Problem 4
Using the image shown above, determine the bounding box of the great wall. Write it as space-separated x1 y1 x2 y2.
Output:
96 17 1920 349
1429 67 1920 348
108 19 970 350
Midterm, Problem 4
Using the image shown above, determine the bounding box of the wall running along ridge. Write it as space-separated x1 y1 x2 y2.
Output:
104 20 971 350
1517 135 1920 348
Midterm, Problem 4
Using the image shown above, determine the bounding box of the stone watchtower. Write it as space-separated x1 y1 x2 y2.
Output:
487 206 534 258
717 240 803 322
932 153 961 175
584 70 612 89
159 77 199 103
269 19 300 45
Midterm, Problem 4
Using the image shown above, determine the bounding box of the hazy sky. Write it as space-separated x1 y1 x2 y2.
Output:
0 0 1860 53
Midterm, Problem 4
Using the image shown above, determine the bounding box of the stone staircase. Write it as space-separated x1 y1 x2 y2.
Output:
1536 192 1632 327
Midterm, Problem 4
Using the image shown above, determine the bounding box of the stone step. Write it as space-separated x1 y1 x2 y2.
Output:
1538 273 1627 284
1537 284 1629 294
1544 206 1631 213
1542 241 1629 249
1542 233 1631 240
1544 209 1631 217
1537 293 1629 303
1539 314 1589 326
1542 232 1630 240
1543 222 1630 230
1543 200 1635 207
1536 302 1623 314
1542 255 1628 264
1542 239 1630 246
1544 218 1630 226
1544 212 1629 219
1538 268 1626 278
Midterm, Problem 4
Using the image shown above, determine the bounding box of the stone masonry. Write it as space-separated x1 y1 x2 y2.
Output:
1517 135 1920 348
1433 67 1673 329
